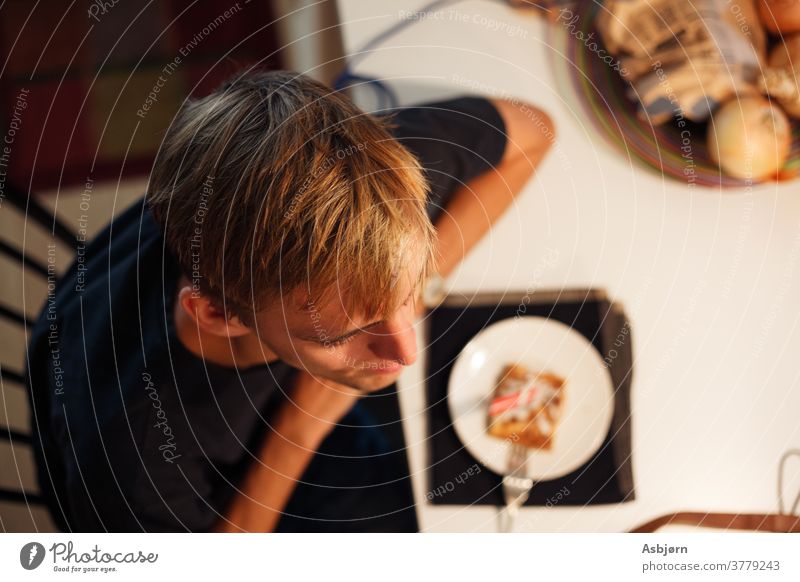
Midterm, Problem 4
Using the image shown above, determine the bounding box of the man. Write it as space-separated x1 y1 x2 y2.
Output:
27 70 554 532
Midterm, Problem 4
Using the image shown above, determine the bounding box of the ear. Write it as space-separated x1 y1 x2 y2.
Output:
177 285 251 338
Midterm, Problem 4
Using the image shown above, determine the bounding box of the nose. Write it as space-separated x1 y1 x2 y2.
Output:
367 315 418 367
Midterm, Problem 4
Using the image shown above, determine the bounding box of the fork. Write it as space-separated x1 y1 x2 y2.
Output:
499 443 533 533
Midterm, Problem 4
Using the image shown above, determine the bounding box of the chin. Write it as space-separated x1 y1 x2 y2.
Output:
349 368 403 393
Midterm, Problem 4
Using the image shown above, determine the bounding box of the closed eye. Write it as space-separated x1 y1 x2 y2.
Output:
314 290 415 346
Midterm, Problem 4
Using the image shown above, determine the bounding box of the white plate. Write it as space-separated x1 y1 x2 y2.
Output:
447 316 614 481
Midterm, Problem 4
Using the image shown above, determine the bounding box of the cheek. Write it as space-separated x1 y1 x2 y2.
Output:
279 340 359 371
255 329 329 370
317 337 377 372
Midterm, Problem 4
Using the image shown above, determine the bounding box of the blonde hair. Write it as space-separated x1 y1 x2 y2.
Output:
147 70 435 322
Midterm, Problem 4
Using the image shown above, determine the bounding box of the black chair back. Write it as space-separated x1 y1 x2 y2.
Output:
0 182 74 531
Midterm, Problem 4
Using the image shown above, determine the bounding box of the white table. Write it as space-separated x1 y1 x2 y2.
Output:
337 0 800 532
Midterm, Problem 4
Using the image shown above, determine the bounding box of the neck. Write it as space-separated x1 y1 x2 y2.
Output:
173 276 279 369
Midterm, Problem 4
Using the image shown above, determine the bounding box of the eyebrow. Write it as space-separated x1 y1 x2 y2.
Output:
300 289 416 343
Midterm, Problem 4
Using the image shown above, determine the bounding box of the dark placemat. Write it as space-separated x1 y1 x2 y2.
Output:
426 288 635 506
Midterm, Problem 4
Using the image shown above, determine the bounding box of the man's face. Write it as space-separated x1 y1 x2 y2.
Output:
251 270 421 393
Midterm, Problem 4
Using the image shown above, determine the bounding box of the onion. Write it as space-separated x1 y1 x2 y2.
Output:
760 35 800 118
708 96 792 181
759 0 800 35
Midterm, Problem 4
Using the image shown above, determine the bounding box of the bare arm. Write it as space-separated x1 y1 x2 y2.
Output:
213 370 360 532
